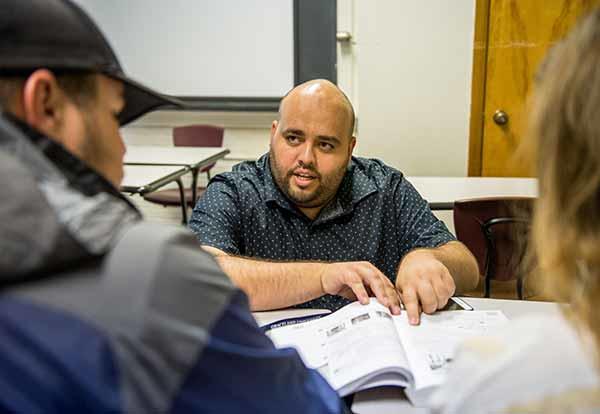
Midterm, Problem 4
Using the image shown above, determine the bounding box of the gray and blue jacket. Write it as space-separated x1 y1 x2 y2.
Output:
0 114 344 413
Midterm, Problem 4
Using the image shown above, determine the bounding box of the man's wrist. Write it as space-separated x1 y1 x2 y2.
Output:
396 248 436 288
316 262 330 295
399 248 435 267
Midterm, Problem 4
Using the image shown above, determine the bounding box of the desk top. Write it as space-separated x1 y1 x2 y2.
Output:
457 296 558 318
124 145 230 167
121 165 189 194
407 177 538 209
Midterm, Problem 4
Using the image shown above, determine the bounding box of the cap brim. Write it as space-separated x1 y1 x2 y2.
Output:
113 75 184 126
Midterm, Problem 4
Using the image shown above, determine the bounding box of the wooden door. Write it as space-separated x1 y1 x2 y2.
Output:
469 0 600 177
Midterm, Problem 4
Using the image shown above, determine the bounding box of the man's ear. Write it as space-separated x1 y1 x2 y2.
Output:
348 136 356 156
21 69 68 142
270 120 279 142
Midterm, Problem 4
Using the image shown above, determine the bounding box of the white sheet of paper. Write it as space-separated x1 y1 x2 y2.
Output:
395 310 509 389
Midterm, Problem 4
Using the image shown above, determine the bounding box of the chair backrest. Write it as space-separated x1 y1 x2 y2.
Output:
172 124 224 173
453 197 535 282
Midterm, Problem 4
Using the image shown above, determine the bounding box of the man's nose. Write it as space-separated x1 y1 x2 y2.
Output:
297 142 316 165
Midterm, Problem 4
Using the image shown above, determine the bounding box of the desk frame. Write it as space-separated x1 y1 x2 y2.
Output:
121 166 190 223
124 148 230 222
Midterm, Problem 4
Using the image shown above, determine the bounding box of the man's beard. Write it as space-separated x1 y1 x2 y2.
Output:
78 115 103 172
269 149 347 208
78 114 121 187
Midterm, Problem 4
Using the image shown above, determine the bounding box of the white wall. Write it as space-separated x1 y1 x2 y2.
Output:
341 0 476 176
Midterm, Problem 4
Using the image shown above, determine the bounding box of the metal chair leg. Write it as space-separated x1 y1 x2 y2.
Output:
517 278 524 300
482 224 496 298
175 178 188 225
191 167 199 207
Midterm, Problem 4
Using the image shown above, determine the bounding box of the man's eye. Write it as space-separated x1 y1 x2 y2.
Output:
286 135 300 144
320 142 334 151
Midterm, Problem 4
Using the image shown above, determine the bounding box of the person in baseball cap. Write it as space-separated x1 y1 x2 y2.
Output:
0 1 346 413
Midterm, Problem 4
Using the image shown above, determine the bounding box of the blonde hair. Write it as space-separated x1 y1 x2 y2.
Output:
527 8 600 351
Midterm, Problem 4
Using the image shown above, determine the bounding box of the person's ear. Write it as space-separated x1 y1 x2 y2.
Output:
21 69 69 142
270 120 279 142
348 136 356 157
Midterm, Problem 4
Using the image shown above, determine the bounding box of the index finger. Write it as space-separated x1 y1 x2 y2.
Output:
400 287 421 325
347 277 370 305
357 266 392 308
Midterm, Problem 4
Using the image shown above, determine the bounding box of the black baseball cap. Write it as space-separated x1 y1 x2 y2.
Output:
0 0 183 125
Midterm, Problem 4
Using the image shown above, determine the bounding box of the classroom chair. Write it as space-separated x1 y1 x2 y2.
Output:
453 197 535 299
143 124 224 224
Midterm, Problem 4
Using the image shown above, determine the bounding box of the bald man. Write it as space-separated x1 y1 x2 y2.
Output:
189 79 478 324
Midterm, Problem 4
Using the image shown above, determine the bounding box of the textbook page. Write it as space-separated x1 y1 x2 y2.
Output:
394 310 510 391
267 314 331 368
268 300 412 393
267 298 510 401
325 301 412 394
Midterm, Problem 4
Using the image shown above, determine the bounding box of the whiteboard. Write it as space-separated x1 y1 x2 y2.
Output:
74 0 294 98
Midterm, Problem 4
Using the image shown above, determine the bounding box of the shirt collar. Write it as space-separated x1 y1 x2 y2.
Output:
260 154 378 223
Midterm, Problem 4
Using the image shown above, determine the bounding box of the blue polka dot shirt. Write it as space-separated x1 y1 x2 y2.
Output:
189 154 455 311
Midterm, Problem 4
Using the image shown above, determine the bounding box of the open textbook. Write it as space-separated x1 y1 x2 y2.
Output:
266 299 509 405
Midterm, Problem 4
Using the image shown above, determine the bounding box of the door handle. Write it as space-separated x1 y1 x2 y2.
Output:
493 110 509 126
336 31 353 42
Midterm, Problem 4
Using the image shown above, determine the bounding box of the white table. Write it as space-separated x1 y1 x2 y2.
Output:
123 146 230 222
123 145 229 204
407 177 538 210
125 145 230 202
121 165 190 195
124 145 230 169
121 164 194 223
351 297 559 414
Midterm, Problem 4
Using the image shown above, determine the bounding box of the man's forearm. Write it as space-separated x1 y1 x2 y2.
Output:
203 246 404 314
429 241 479 293
211 253 327 311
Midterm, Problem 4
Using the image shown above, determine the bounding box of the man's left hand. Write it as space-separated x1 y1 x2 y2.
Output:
395 249 456 325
